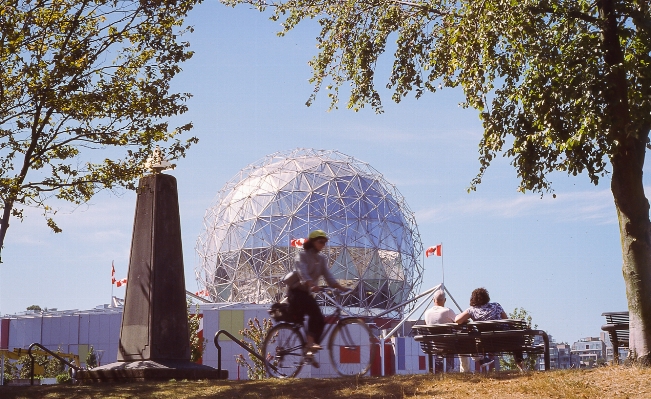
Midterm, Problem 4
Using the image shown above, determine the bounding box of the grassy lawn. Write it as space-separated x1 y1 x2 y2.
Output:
2 366 650 399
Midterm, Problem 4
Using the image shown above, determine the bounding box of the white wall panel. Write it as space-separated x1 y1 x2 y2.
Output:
79 314 90 344
99 314 110 345
9 317 41 349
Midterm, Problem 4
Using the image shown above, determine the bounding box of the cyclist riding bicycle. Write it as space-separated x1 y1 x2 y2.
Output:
289 230 347 354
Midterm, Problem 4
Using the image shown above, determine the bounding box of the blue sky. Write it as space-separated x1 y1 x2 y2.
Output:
0 2 639 344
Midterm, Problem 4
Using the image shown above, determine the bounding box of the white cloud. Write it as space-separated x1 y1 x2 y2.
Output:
5 196 135 247
416 188 619 225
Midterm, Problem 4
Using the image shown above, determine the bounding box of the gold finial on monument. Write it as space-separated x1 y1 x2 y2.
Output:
144 146 174 174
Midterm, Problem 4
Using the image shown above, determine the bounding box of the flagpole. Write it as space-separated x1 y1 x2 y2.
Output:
441 242 444 288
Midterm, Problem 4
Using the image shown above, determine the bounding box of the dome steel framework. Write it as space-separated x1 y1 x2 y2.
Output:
196 149 424 317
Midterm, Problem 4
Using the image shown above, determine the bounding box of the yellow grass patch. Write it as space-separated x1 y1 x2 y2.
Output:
2 366 651 399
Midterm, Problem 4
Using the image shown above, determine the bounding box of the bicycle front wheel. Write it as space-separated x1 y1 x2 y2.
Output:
328 318 374 376
263 323 305 378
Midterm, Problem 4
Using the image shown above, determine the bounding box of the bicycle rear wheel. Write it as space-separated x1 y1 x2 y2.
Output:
263 323 305 378
328 318 374 376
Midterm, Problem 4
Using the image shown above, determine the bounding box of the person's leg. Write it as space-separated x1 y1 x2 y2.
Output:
513 351 524 371
446 354 455 372
288 288 308 335
304 294 325 346
434 356 444 373
459 356 471 373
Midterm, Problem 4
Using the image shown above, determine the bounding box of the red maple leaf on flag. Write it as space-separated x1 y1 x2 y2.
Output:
425 244 442 257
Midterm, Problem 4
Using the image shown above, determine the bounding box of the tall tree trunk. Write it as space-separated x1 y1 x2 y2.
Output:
600 0 651 363
611 136 651 364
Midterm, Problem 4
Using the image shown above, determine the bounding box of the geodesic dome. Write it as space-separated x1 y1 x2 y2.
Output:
196 148 423 317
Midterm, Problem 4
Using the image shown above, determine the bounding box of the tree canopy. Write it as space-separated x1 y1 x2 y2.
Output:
0 0 201 257
222 0 651 362
224 0 650 193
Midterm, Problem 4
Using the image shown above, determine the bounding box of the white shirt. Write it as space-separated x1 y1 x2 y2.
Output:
424 305 456 325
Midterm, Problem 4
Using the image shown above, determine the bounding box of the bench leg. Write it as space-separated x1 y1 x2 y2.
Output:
612 337 620 365
542 331 550 371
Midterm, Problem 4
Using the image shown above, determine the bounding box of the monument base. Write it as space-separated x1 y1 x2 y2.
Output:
76 360 228 383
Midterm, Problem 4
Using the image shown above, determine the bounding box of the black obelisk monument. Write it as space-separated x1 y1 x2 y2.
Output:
118 173 191 362
78 153 226 382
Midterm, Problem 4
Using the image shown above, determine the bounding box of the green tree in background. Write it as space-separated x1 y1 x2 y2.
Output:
236 317 273 380
85 346 97 369
26 305 42 312
500 307 538 371
0 0 201 260
187 301 206 363
221 0 651 364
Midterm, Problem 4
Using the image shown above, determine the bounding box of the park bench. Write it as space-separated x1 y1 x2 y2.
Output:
413 319 550 372
601 311 629 364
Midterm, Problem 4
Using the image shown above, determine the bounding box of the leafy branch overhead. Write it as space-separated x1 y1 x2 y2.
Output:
0 0 201 250
222 0 650 194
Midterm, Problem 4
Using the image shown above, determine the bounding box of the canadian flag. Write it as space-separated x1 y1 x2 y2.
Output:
425 244 442 258
195 289 210 297
111 262 116 285
115 278 127 288
290 238 306 247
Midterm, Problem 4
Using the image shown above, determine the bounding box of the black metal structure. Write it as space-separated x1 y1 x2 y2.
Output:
28 342 81 385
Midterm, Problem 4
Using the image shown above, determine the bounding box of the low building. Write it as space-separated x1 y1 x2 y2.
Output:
0 301 427 379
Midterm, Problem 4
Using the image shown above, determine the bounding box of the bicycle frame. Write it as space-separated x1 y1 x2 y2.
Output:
288 290 352 343
266 289 375 377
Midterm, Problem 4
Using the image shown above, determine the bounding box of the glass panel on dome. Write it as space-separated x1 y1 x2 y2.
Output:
330 247 358 281
216 283 232 302
363 250 387 280
325 197 345 217
299 173 313 191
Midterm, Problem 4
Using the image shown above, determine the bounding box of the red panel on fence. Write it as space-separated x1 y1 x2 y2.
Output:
340 346 361 363
419 356 426 370
0 319 9 350
370 342 395 376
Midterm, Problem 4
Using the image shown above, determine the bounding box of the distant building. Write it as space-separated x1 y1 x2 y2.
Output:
571 337 607 367
535 335 575 370
552 343 574 369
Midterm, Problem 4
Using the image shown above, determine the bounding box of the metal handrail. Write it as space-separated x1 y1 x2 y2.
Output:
28 342 81 386
214 329 279 377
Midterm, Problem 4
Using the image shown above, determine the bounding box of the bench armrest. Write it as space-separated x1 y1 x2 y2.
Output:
601 323 629 332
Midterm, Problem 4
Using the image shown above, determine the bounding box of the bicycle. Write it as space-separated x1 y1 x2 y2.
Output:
263 288 375 378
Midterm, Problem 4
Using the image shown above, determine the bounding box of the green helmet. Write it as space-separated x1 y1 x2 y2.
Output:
308 230 328 240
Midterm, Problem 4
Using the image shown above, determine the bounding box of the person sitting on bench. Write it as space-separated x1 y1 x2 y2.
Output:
423 289 468 372
455 287 524 372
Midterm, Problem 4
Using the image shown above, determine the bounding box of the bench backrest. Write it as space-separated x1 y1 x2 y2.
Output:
412 319 543 356
601 311 629 347
602 312 629 325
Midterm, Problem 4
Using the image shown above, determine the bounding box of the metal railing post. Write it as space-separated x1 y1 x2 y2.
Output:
214 329 275 377
27 343 81 385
